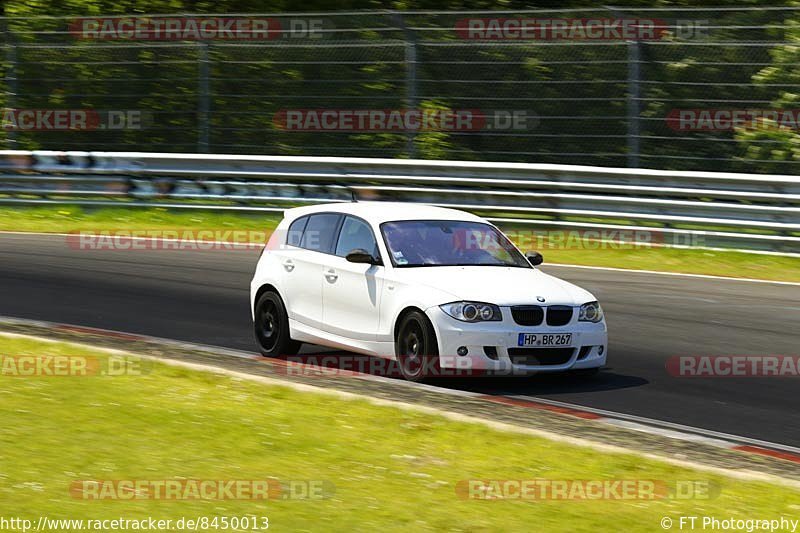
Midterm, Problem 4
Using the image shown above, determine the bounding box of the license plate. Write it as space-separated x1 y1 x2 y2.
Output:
517 333 573 347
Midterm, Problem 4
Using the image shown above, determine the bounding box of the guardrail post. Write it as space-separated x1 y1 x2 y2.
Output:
197 41 211 153
627 40 641 168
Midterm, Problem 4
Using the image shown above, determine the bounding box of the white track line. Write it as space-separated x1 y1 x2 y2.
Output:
546 263 800 286
509 394 800 455
1 230 799 285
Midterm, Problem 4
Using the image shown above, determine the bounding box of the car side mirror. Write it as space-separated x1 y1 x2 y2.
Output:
526 251 543 266
346 249 380 265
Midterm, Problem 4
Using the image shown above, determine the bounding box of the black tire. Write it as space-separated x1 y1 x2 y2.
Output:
254 291 301 357
395 311 440 382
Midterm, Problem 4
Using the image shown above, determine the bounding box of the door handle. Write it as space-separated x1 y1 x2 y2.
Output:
324 269 338 282
283 259 295 272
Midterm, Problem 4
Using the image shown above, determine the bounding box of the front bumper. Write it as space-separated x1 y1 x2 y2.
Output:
426 306 607 376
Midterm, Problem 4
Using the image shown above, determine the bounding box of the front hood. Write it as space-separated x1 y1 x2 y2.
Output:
394 266 595 306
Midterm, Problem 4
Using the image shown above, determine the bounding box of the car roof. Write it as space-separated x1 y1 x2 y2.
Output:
283 202 486 224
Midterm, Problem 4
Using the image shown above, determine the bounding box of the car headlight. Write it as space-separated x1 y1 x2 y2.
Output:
440 301 502 322
578 301 604 323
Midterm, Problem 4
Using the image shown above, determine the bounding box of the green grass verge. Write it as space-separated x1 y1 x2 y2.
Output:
0 205 798 282
0 206 281 238
1 335 799 531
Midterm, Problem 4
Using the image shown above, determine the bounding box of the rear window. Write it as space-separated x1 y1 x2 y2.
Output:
300 214 342 253
286 216 308 247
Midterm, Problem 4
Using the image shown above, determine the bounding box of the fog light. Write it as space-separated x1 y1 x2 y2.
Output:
598 345 604 355
457 346 469 356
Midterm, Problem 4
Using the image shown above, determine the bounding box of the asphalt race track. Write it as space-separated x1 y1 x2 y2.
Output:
2 232 799 446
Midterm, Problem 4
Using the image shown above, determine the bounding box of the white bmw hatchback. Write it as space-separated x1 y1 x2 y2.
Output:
250 202 607 381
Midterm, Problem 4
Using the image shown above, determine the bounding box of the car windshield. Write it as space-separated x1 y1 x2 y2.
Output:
381 220 530 268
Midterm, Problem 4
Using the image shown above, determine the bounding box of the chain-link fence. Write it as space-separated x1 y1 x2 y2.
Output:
1 7 800 172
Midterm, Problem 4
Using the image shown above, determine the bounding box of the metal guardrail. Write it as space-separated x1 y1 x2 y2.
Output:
0 150 798 253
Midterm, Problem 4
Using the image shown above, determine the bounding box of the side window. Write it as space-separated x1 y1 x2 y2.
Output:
335 216 379 258
300 214 342 253
286 216 308 247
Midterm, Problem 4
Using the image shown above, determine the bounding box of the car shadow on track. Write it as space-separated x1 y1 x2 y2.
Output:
293 345 647 395
434 368 648 396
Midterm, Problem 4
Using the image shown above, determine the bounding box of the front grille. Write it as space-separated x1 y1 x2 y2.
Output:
508 348 574 366
511 305 544 326
546 306 573 326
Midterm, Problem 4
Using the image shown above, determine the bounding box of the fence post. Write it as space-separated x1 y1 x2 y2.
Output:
393 13 418 158
3 27 18 148
626 40 641 168
197 41 210 153
405 36 418 158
